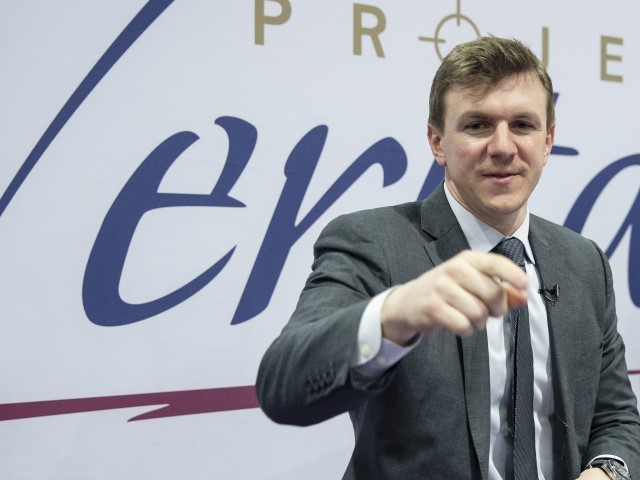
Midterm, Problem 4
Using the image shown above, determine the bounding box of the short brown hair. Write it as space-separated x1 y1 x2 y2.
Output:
428 36 554 132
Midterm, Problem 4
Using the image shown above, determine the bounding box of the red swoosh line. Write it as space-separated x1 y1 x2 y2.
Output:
0 385 259 422
2 372 639 423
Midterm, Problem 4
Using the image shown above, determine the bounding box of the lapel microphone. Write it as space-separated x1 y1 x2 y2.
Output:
538 285 560 304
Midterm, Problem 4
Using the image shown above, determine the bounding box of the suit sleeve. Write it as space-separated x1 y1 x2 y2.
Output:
256 212 397 426
583 242 640 475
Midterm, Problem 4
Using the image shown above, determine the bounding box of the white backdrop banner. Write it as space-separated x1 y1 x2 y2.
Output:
1 1 639 478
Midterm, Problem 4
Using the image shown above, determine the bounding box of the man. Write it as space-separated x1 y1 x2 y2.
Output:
256 36 640 479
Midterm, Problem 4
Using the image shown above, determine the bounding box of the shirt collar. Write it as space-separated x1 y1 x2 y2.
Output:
443 183 536 264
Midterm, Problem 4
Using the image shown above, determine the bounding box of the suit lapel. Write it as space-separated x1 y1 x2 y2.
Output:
461 331 491 480
421 185 491 480
529 217 572 463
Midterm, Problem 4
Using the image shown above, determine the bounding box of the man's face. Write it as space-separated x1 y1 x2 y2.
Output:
428 73 555 235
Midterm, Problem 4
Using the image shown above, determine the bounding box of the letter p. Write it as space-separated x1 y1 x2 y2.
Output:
255 0 292 45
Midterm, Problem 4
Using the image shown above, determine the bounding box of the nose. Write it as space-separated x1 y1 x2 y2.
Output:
487 123 516 159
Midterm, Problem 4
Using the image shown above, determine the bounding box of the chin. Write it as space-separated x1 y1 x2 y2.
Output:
485 201 526 218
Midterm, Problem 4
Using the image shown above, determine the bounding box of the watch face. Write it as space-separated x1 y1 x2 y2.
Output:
600 460 631 480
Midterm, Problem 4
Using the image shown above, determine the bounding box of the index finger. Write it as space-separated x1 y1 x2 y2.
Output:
469 252 528 291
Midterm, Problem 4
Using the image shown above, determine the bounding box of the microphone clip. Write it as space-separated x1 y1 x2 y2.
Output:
538 285 560 304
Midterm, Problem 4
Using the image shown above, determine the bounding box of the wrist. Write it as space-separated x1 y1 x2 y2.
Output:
380 287 418 345
381 320 418 346
381 314 418 347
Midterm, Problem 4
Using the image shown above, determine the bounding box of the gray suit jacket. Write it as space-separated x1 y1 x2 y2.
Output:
257 184 640 479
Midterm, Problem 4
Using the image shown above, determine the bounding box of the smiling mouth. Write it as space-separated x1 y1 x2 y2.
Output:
485 173 520 184
487 173 517 178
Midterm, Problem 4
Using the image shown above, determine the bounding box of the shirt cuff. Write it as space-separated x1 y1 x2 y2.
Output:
587 454 628 470
353 288 421 377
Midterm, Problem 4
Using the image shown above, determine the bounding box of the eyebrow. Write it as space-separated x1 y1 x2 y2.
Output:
458 111 543 125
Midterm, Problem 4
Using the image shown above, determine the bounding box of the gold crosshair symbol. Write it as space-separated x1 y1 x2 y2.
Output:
419 0 481 60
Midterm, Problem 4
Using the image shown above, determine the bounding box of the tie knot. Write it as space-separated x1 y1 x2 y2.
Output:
492 237 526 268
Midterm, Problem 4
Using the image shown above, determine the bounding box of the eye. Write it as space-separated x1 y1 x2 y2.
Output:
465 122 490 133
512 120 535 131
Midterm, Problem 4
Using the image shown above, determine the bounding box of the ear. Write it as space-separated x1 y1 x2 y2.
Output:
428 124 446 167
543 123 555 165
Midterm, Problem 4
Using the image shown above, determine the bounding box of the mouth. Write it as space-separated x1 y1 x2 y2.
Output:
484 172 520 184
486 172 518 178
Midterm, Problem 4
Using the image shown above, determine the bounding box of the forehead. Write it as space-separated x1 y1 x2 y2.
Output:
445 73 547 118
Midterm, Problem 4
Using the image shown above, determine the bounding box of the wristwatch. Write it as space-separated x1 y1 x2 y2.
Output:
590 459 632 480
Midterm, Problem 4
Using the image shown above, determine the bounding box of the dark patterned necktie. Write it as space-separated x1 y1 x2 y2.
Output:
492 238 538 480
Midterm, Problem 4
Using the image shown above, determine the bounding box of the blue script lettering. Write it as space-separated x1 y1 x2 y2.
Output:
565 154 640 306
83 119 406 326
232 126 406 324
83 117 255 326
